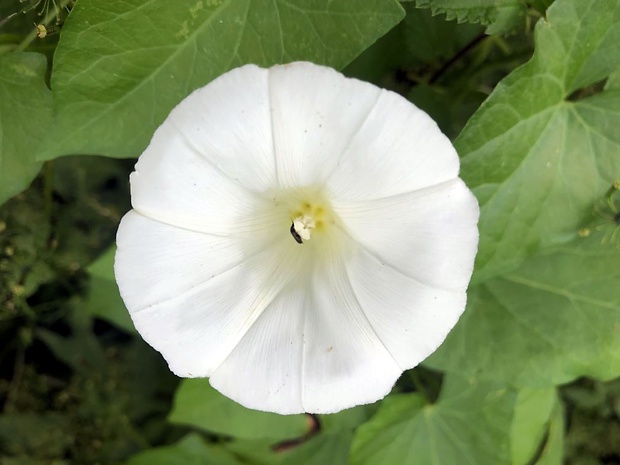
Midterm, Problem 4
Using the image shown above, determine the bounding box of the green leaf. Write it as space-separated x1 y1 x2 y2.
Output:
85 246 136 333
427 236 620 386
279 432 353 465
320 404 376 432
0 53 50 206
510 388 556 465
606 68 620 90
412 0 527 35
350 375 516 465
39 0 404 161
169 378 309 440
36 306 106 372
223 438 284 465
456 0 620 283
533 398 564 465
125 434 241 465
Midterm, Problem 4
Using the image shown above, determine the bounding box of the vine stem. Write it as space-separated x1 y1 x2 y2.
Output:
14 0 73 53
409 369 432 404
429 32 487 84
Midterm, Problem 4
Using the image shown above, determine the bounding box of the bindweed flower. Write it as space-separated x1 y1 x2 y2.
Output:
115 62 479 414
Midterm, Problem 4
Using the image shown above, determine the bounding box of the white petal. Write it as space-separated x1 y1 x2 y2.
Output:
333 179 479 292
268 62 382 189
301 257 402 413
116 210 254 312
130 64 284 235
210 255 402 415
124 239 300 378
209 286 307 415
325 88 460 202
166 64 277 192
130 119 273 235
346 247 467 369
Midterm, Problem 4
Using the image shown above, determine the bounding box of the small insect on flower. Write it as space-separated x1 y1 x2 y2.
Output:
580 180 620 246
289 222 303 244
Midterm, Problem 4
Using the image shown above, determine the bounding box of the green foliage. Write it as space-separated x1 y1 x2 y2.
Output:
86 246 136 333
457 0 620 282
412 0 528 35
535 400 563 465
510 388 556 465
125 434 242 465
350 375 516 465
427 236 620 386
169 379 309 440
1 0 619 463
563 378 620 463
37 0 404 161
0 53 50 206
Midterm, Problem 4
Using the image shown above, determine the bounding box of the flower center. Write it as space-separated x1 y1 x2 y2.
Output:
289 201 329 244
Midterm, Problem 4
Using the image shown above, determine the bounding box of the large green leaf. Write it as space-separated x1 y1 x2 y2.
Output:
456 0 620 283
412 0 527 35
349 375 516 465
125 434 241 465
427 235 620 386
169 378 309 440
39 0 404 161
0 53 50 206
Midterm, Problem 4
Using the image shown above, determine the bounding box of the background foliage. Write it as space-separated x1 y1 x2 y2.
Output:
1 0 619 464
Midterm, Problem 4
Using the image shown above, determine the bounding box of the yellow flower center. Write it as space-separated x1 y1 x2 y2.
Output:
290 201 330 243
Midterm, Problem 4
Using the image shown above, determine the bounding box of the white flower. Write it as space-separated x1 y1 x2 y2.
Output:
115 62 479 415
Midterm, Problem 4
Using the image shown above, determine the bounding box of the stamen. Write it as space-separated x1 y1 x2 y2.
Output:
291 214 316 243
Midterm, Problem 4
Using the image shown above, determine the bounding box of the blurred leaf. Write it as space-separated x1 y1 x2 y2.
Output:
455 0 620 283
510 388 556 465
534 398 564 465
38 0 404 161
320 404 376 432
0 53 50 206
222 407 368 465
36 307 105 371
427 237 620 386
350 375 516 465
125 434 241 465
223 438 283 465
86 246 135 333
412 0 527 35
279 432 353 465
169 379 309 440
606 68 620 90
121 338 179 442
409 83 487 139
